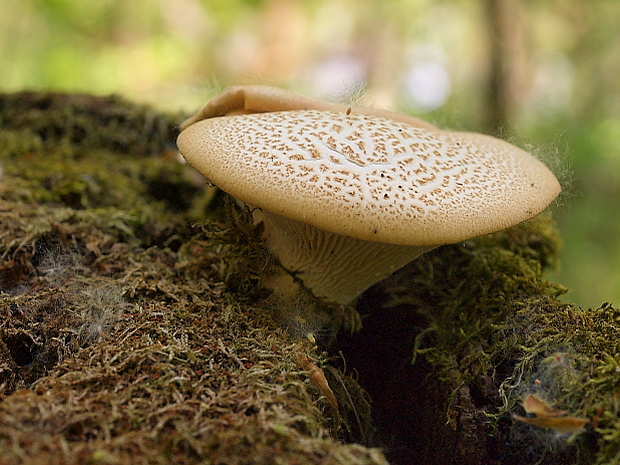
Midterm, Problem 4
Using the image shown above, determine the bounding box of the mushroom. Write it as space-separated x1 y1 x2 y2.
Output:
177 86 560 314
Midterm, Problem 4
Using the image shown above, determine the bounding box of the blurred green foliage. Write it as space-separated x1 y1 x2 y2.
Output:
1 0 619 307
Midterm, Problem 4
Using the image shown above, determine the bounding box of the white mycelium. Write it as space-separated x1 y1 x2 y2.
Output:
178 108 560 304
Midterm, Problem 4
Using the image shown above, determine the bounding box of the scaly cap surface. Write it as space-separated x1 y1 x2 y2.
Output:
177 109 560 246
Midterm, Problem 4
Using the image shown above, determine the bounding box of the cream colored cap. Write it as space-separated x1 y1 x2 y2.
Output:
177 109 560 246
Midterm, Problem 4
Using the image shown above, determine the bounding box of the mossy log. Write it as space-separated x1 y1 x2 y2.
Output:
0 92 618 465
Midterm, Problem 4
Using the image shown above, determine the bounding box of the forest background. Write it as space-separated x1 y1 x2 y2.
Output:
1 0 619 308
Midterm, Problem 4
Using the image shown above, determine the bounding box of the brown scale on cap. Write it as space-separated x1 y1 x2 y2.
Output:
177 85 561 311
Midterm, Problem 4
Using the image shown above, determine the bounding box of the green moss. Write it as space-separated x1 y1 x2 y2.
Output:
0 91 386 465
0 92 178 157
380 216 619 464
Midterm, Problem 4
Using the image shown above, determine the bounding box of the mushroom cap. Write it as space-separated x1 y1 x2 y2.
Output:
177 109 561 246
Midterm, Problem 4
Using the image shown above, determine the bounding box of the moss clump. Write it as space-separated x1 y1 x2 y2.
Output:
0 92 178 157
348 215 619 464
0 92 207 217
0 92 386 465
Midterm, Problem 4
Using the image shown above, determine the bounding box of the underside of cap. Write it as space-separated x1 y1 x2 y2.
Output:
256 209 436 305
177 109 561 246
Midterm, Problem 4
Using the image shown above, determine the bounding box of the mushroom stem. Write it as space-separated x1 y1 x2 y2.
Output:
254 209 436 305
